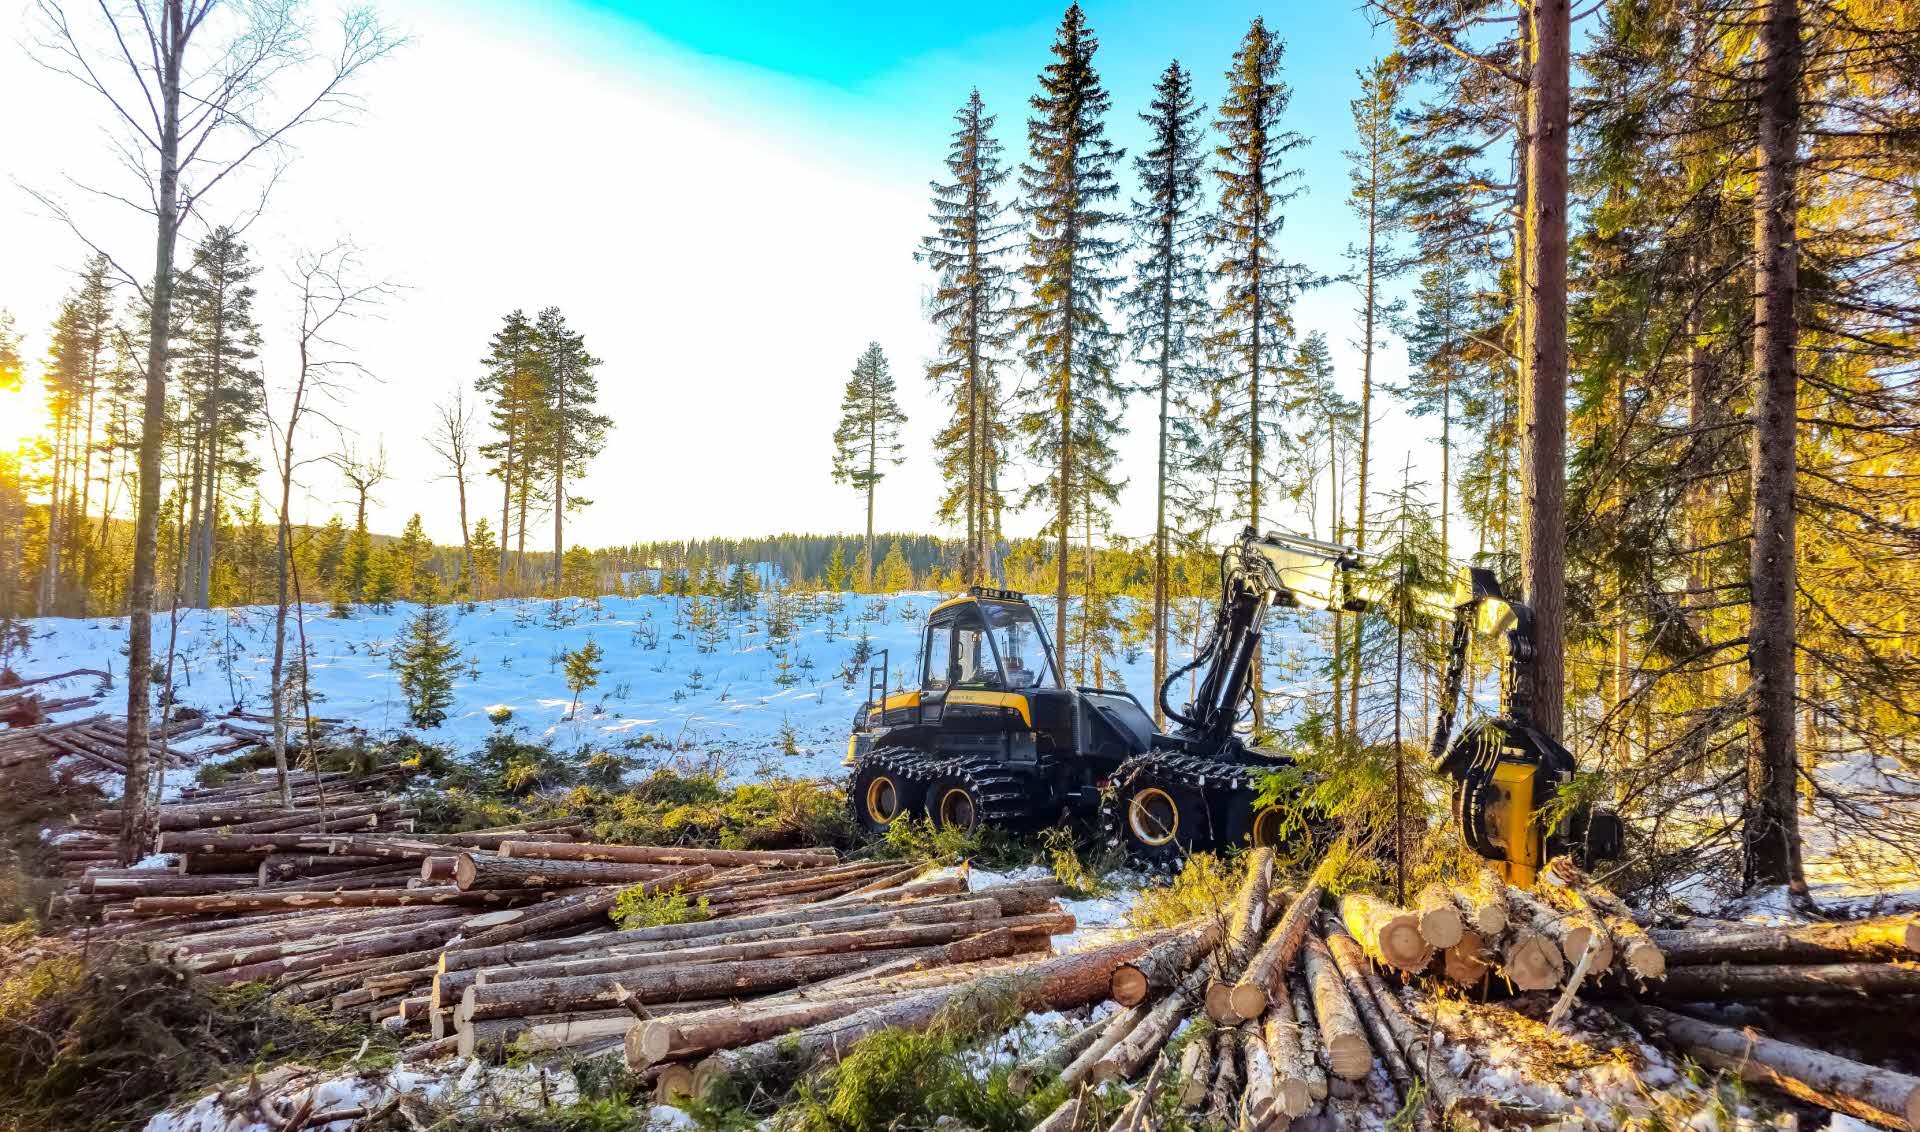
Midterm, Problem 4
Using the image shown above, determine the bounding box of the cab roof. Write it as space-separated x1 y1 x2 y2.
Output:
930 585 1030 615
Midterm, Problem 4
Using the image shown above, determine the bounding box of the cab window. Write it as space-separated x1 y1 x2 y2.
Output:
922 623 956 690
982 601 1056 690
953 617 997 689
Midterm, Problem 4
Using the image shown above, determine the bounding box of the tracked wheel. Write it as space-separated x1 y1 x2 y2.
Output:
847 749 927 836
1109 774 1213 871
929 776 983 834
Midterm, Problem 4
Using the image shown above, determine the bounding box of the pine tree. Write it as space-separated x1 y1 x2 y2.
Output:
878 540 915 592
172 227 263 609
564 639 604 719
1398 233 1473 557
40 256 116 616
1016 3 1128 657
477 311 549 592
394 599 459 728
1343 56 1413 738
920 90 1018 584
531 308 610 595
830 343 907 588
1124 59 1213 724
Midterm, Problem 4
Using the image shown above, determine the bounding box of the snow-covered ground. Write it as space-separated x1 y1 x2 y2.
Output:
4 591 1336 782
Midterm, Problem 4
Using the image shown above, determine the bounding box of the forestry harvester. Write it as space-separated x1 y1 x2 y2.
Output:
842 527 1621 884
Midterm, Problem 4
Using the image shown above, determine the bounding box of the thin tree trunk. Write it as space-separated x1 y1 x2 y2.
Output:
1154 228 1173 727
553 355 566 595
123 3 185 866
1745 0 1806 893
1350 172 1378 735
1523 0 1569 739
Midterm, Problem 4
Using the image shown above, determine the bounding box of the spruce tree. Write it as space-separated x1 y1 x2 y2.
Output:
364 544 399 611
830 343 907 588
1211 16 1307 732
394 514 433 599
343 523 373 603
564 639 603 719
1016 3 1127 657
878 540 915 592
1210 17 1308 535
173 227 264 609
824 544 850 592
40 256 116 615
920 90 1018 583
1125 59 1212 723
394 599 459 729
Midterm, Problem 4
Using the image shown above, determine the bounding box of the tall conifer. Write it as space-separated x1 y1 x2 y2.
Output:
831 343 907 588
1210 17 1306 731
1125 59 1212 723
920 90 1018 585
1016 3 1127 658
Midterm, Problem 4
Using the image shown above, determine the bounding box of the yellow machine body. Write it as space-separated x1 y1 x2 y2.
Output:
1487 760 1544 887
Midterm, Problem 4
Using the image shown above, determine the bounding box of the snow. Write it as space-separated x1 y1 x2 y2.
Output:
5 592 1354 790
141 1061 581 1132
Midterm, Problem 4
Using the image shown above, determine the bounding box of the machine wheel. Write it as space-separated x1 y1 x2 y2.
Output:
1111 776 1212 870
928 776 985 835
848 752 926 836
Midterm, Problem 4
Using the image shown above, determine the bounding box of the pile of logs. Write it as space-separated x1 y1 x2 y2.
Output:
0 667 108 726
1009 854 1920 1132
1 709 297 782
45 764 420 891
60 827 1099 1086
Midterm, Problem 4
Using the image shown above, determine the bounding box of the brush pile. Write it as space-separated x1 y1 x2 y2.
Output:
0 667 109 725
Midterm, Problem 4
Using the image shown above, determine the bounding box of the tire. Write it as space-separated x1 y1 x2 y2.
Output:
850 757 923 836
1111 775 1213 870
928 776 986 835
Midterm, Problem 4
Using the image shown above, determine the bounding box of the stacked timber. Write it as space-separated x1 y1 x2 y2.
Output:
0 668 109 725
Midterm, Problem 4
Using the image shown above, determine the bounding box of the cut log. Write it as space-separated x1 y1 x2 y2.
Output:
1033 1096 1082 1132
1110 916 1222 1007
1204 1029 1241 1127
624 991 897 1068
1061 1004 1147 1088
1230 883 1324 1021
1441 929 1493 988
1299 928 1373 1080
442 889 986 972
691 930 1171 1095
1651 961 1920 1000
461 946 920 1022
1285 970 1329 1103
1094 958 1208 1082
1498 925 1565 992
1204 852 1277 1022
453 852 679 891
1452 869 1509 938
1318 919 1423 1123
1177 1036 1213 1109
1237 1018 1281 1128
126 886 544 916
1650 916 1920 967
420 856 458 883
1413 883 1464 950
497 841 839 868
1260 986 1313 1117
474 912 1072 989
1347 933 1469 1119
460 1009 637 1060
1339 893 1431 972
1509 886 1612 972
1635 1004 1920 1130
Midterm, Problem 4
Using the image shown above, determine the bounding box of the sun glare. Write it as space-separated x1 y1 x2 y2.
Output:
0 377 51 453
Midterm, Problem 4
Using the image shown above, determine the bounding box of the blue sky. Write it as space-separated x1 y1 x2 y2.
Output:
5 0 1450 548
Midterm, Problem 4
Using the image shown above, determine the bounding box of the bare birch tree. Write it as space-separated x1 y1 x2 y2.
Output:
430 386 479 597
30 0 398 862
266 243 391 806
